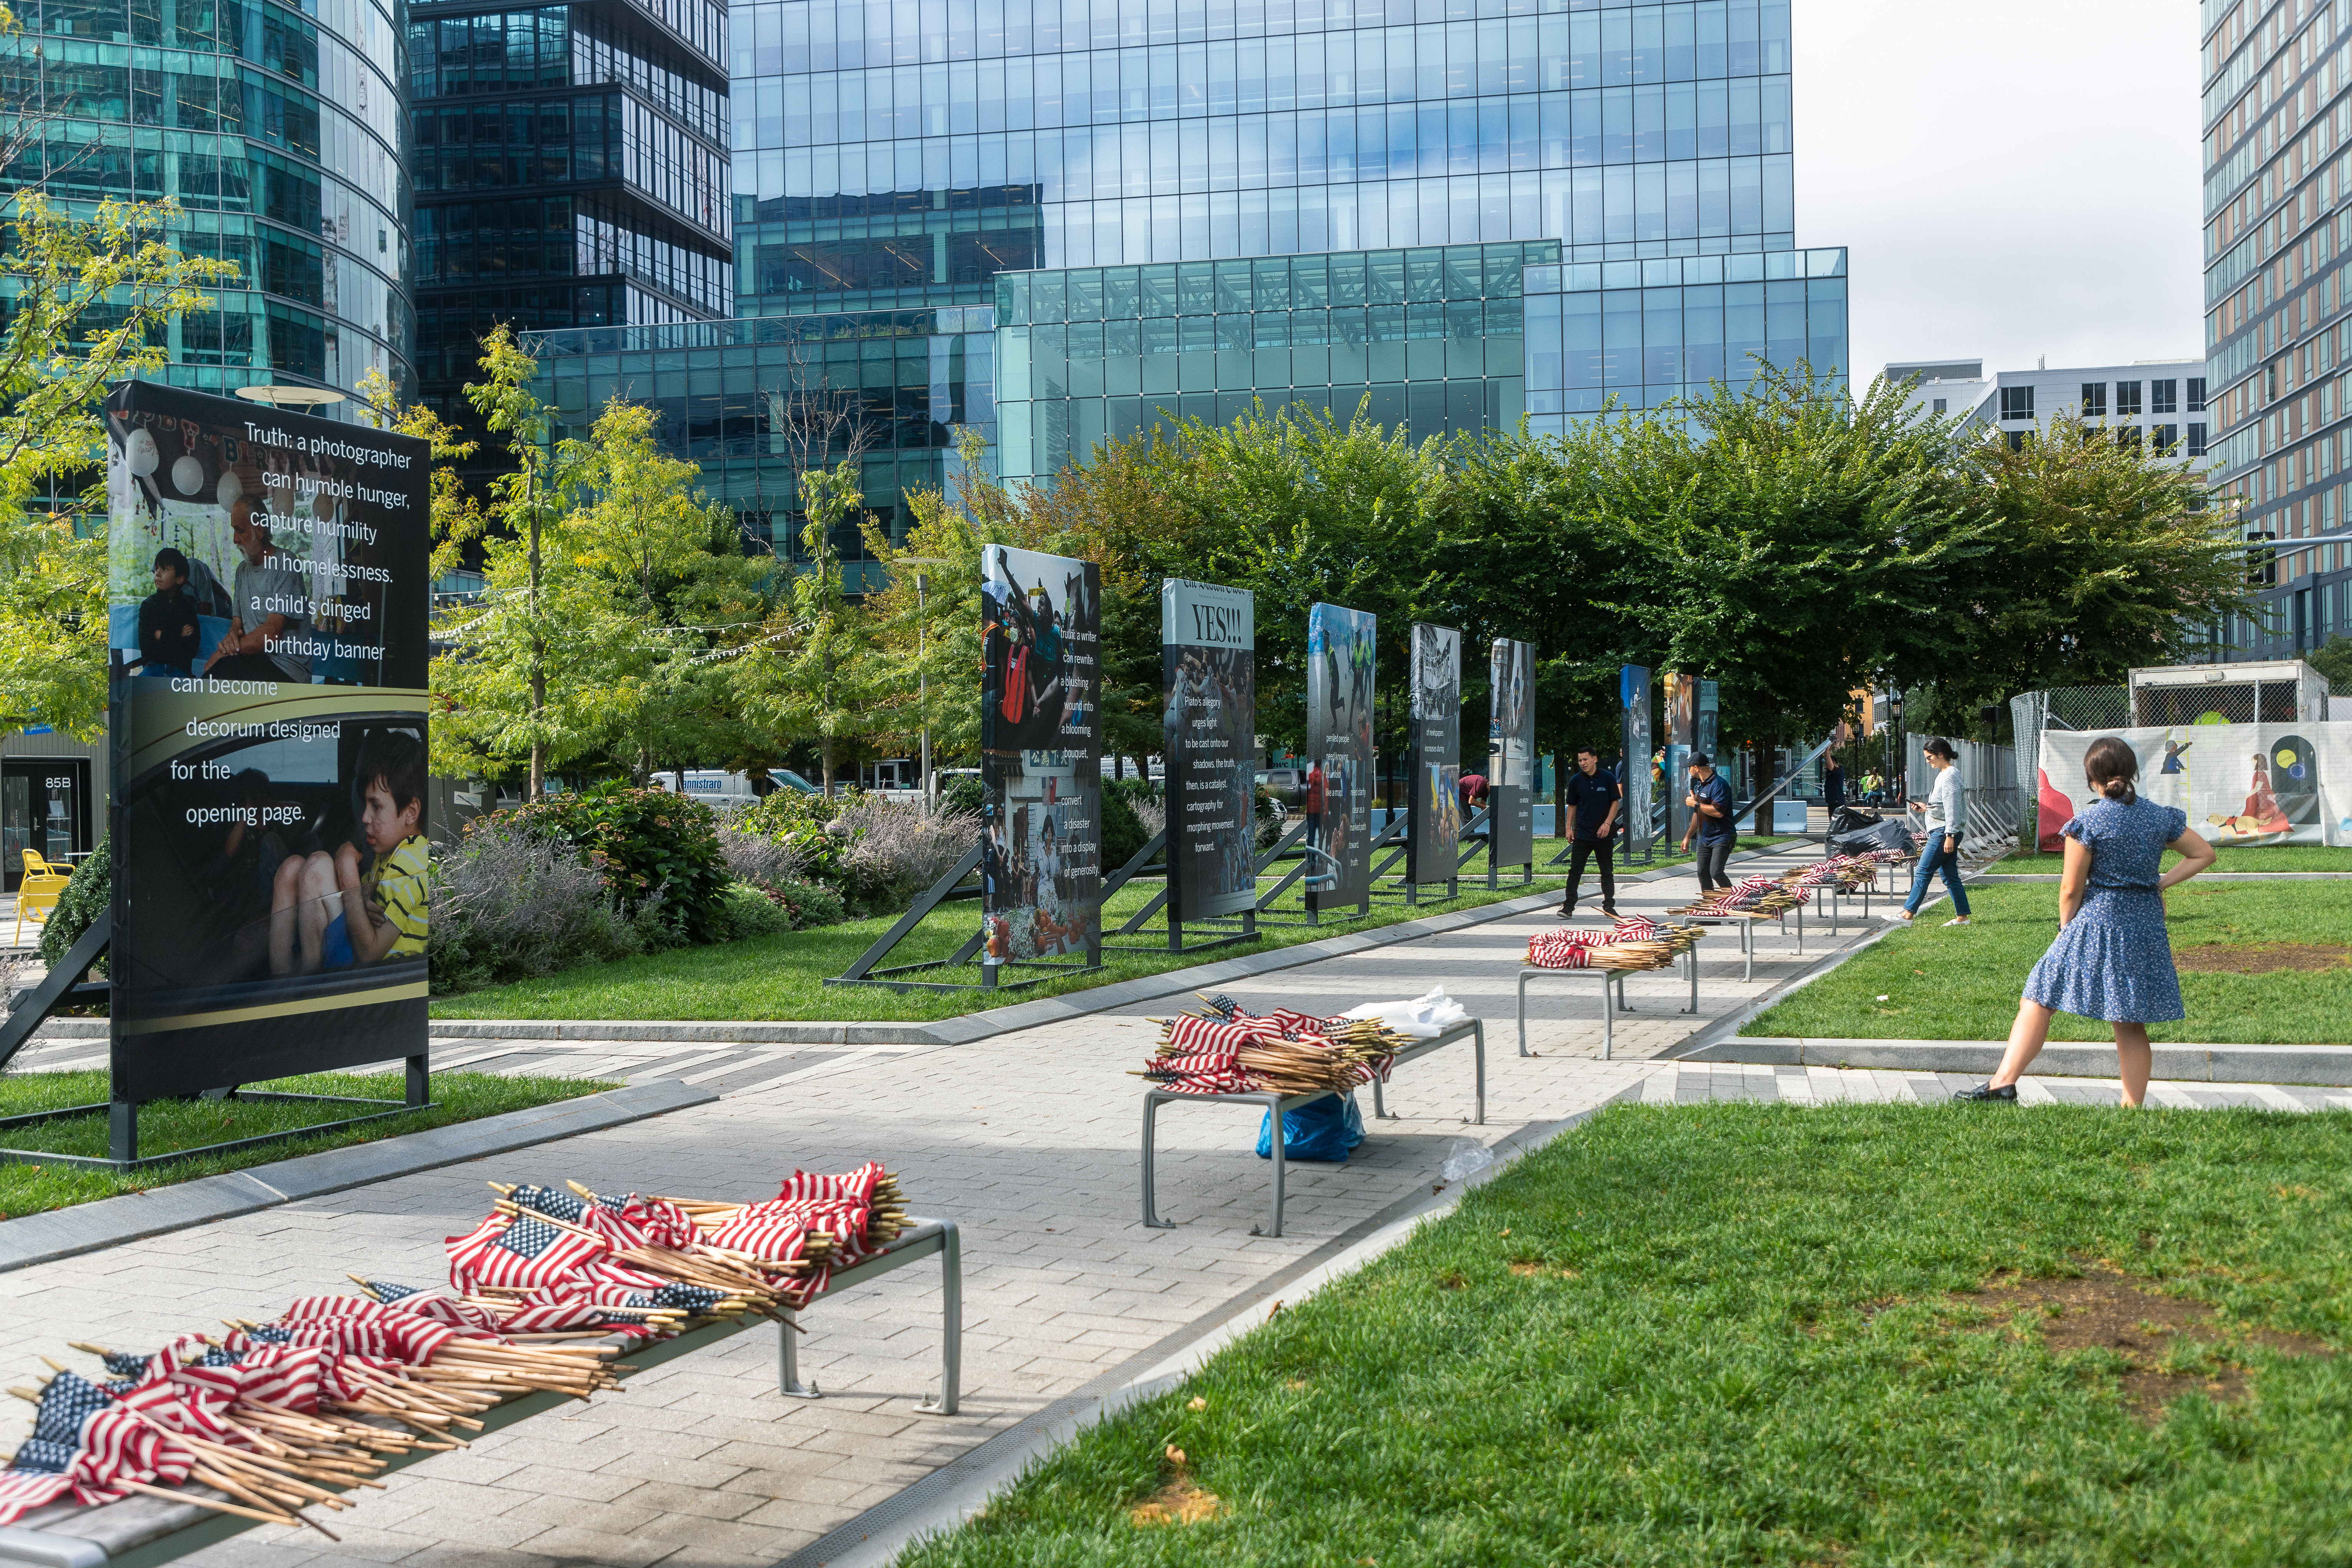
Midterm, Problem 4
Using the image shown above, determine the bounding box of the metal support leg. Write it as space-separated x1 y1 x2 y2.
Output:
917 1221 961 1415
778 1309 816 1398
1517 971 1534 1057
405 1054 429 1109
1140 1094 1175 1229
1256 1094 1286 1238
1796 899 1805 955
1602 970 1614 1061
1372 1071 1393 1119
1614 971 1632 1012
108 1099 136 1164
1472 1021 1486 1125
1683 941 1699 1014
1742 919 1753 982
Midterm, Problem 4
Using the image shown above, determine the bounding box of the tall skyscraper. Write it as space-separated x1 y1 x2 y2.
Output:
2202 0 2350 657
407 0 736 418
0 0 415 405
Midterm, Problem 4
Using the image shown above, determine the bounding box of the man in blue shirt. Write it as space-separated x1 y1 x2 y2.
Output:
1679 753 1737 893
1558 745 1621 919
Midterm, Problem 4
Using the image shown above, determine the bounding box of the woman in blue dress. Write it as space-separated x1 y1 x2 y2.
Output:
1957 737 2216 1107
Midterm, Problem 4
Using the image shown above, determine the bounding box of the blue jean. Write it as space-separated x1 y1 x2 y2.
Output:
1903 829 1969 917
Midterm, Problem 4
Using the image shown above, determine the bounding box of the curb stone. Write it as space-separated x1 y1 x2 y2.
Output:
0 1078 717 1273
1683 1036 2352 1085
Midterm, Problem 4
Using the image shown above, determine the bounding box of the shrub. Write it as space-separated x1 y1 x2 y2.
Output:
1100 784 1149 872
762 876 848 930
429 818 649 991
37 834 110 968
829 795 982 914
1255 787 1286 849
939 773 984 816
714 817 818 889
497 782 729 943
717 880 795 938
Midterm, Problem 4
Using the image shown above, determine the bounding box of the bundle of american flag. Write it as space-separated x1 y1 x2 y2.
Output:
1671 852 1900 919
1526 917 1702 971
1136 992 1408 1096
0 1164 908 1539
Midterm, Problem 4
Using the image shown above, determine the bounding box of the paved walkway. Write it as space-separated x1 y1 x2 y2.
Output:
3 846 2293 1568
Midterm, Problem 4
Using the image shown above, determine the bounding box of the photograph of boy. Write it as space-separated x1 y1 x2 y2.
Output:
268 730 428 975
139 547 200 676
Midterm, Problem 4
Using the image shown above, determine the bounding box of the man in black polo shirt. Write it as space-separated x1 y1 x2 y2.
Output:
1559 745 1622 919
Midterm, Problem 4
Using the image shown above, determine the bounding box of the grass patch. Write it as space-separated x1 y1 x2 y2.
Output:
433 838 1792 1023
902 1103 2352 1567
1744 882 2352 1043
0 1069 617 1217
1997 844 2352 872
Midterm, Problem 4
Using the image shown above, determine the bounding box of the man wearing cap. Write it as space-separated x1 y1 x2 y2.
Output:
1679 753 1736 894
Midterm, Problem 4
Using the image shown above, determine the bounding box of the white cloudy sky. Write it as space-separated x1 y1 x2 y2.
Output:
1795 1 2207 387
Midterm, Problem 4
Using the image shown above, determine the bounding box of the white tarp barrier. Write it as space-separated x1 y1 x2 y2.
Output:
2035 722 2352 850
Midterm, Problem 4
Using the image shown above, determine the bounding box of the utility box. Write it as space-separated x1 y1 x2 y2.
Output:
2127 660 2327 728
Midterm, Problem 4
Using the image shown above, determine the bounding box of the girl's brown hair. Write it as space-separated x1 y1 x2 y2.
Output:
2083 736 2138 805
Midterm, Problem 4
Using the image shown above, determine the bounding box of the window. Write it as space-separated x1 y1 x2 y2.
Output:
2188 375 2208 410
2154 423 2179 450
2189 423 2209 455
2117 424 2144 448
2007 430 2025 451
2152 378 2179 414
2081 382 2109 416
1999 385 2035 421
2115 381 2143 416
1932 397 1947 413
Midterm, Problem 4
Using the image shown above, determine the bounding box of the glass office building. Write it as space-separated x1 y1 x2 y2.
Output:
2200 0 2350 656
526 305 995 585
0 0 416 402
408 0 736 415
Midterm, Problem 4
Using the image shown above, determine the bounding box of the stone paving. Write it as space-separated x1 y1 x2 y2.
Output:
5 845 2311 1568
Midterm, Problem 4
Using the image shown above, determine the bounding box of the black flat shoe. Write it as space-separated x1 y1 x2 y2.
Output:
1953 1082 2018 1102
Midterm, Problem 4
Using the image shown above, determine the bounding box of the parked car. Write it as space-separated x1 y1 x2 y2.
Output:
1257 767 1305 807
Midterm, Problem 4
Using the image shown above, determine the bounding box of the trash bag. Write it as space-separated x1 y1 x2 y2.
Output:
1256 1093 1366 1162
1827 805 1883 835
1828 818 1915 857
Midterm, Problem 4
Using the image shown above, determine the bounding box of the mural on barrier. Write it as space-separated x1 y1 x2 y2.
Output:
2036 724 2352 849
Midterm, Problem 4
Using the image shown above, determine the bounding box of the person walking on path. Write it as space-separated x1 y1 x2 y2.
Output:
1559 745 1622 919
1957 738 2216 1107
1897 739 1973 925
1680 753 1736 893
1823 757 1846 814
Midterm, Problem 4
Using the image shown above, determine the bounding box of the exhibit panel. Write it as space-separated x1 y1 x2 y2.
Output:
1161 579 1258 922
1487 638 1535 868
1408 622 1461 885
1305 602 1377 912
103 380 431 1101
979 542 1104 965
1622 664 1654 855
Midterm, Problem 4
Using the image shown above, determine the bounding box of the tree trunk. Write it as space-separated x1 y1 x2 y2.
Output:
820 644 836 793
527 466 545 801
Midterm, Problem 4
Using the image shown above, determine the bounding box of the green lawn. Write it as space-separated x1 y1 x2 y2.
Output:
1744 882 2352 1043
433 838 1791 1023
1998 844 2352 873
0 1069 616 1216
902 1103 2352 1568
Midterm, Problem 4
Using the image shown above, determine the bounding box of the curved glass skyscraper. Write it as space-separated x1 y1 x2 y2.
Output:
0 0 416 403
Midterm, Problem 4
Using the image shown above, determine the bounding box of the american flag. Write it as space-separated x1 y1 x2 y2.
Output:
0 1374 193 1525
776 1163 885 1206
447 1211 610 1293
354 1279 499 1330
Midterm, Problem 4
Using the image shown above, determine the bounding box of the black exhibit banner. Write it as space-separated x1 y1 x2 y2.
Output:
979 543 1102 967
1304 602 1376 911
1407 622 1461 885
1486 638 1535 867
1160 578 1256 920
1621 664 1653 854
104 380 431 1100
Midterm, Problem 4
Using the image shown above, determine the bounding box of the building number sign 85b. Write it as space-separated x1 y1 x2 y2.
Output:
46 778 72 790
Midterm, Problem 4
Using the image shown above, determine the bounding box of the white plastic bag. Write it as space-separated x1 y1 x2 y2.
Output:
1438 1138 1496 1183
1337 985 1471 1039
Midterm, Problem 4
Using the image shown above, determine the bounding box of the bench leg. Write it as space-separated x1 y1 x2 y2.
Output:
918 1221 962 1415
1601 970 1613 1061
1473 1021 1486 1125
1683 941 1698 1014
1140 1094 1175 1229
1372 1072 1393 1119
1255 1095 1285 1237
1517 971 1534 1057
778 1311 817 1399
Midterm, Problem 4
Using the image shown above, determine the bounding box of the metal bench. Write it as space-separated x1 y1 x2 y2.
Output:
1139 1019 1486 1239
1515 932 1703 1060
0 1219 963 1568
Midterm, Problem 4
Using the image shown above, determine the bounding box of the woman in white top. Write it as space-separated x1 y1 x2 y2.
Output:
1897 738 1971 926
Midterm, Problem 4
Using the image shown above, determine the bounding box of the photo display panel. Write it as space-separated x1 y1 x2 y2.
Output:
978 543 1102 964
103 380 431 1100
1160 578 1256 920
1622 665 1654 854
1407 622 1461 884
1304 603 1376 911
1487 638 1535 867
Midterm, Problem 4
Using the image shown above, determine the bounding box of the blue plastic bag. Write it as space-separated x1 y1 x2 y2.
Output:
1256 1093 1366 1163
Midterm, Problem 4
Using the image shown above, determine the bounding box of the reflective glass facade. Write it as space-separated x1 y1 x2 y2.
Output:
2199 0 2352 658
994 239 1551 480
1521 243 1843 428
731 0 1795 323
410 0 734 413
1 0 416 403
525 304 995 585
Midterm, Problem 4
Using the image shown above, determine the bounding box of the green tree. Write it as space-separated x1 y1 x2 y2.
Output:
0 193 234 735
742 455 874 794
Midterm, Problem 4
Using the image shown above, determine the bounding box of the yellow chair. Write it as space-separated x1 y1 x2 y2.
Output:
12 877 61 947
